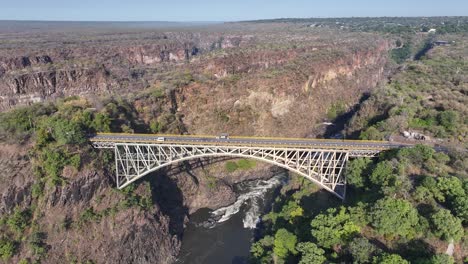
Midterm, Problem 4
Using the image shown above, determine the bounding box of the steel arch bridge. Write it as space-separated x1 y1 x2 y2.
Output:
91 133 406 199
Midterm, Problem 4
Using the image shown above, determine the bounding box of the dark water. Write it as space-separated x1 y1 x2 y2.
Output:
175 208 253 264
175 174 286 264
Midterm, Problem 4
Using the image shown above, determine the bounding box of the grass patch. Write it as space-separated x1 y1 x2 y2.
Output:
225 159 257 172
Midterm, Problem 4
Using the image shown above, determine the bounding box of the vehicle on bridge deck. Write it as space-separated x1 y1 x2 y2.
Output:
157 137 165 142
217 133 229 140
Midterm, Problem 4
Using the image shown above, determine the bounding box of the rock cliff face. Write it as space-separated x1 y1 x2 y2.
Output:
0 32 253 111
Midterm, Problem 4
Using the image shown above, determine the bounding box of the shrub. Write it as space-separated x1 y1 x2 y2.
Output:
6 208 31 233
31 182 44 199
327 102 346 120
0 237 15 260
79 207 101 224
29 231 47 257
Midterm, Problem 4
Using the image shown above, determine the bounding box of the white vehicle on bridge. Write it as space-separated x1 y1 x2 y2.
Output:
217 133 229 140
157 137 165 142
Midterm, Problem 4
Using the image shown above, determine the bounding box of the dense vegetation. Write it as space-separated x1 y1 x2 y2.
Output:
349 34 467 148
250 144 467 263
250 34 468 263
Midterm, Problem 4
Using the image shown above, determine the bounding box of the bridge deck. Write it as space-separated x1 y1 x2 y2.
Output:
90 133 410 151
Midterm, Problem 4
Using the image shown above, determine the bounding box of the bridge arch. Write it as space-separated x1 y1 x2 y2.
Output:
111 143 349 199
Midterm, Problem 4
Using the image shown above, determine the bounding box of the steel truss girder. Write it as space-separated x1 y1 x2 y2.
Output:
101 142 360 199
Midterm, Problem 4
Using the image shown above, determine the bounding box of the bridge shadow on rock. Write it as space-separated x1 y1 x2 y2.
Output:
133 157 236 239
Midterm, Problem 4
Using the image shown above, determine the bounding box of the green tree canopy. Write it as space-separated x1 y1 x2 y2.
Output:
430 209 464 242
438 110 459 131
296 242 326 264
251 235 274 259
273 228 298 259
429 254 455 264
348 237 378 264
453 195 468 224
370 198 419 239
370 160 396 187
373 253 409 264
310 207 360 248
346 158 372 188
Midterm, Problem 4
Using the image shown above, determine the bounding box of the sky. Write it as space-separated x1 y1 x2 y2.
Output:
0 0 467 21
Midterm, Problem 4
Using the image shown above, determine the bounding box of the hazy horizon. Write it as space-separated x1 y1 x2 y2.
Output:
1 15 468 23
1 0 467 21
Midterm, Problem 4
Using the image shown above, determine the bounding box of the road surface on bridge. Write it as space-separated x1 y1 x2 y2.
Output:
90 133 411 151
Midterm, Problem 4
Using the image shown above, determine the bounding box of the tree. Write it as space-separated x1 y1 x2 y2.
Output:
438 110 459 131
346 158 372 188
92 112 111 132
273 229 297 258
296 242 326 264
370 161 395 187
251 236 274 259
453 195 468 224
436 177 465 201
280 201 304 223
370 198 419 239
348 237 377 263
391 43 412 64
373 253 409 264
398 144 434 164
51 118 86 145
311 207 360 248
360 127 383 140
430 209 464 242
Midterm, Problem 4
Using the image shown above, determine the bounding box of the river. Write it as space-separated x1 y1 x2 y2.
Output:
175 174 287 264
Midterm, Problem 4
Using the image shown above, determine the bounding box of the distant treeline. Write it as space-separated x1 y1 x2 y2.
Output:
244 17 468 34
